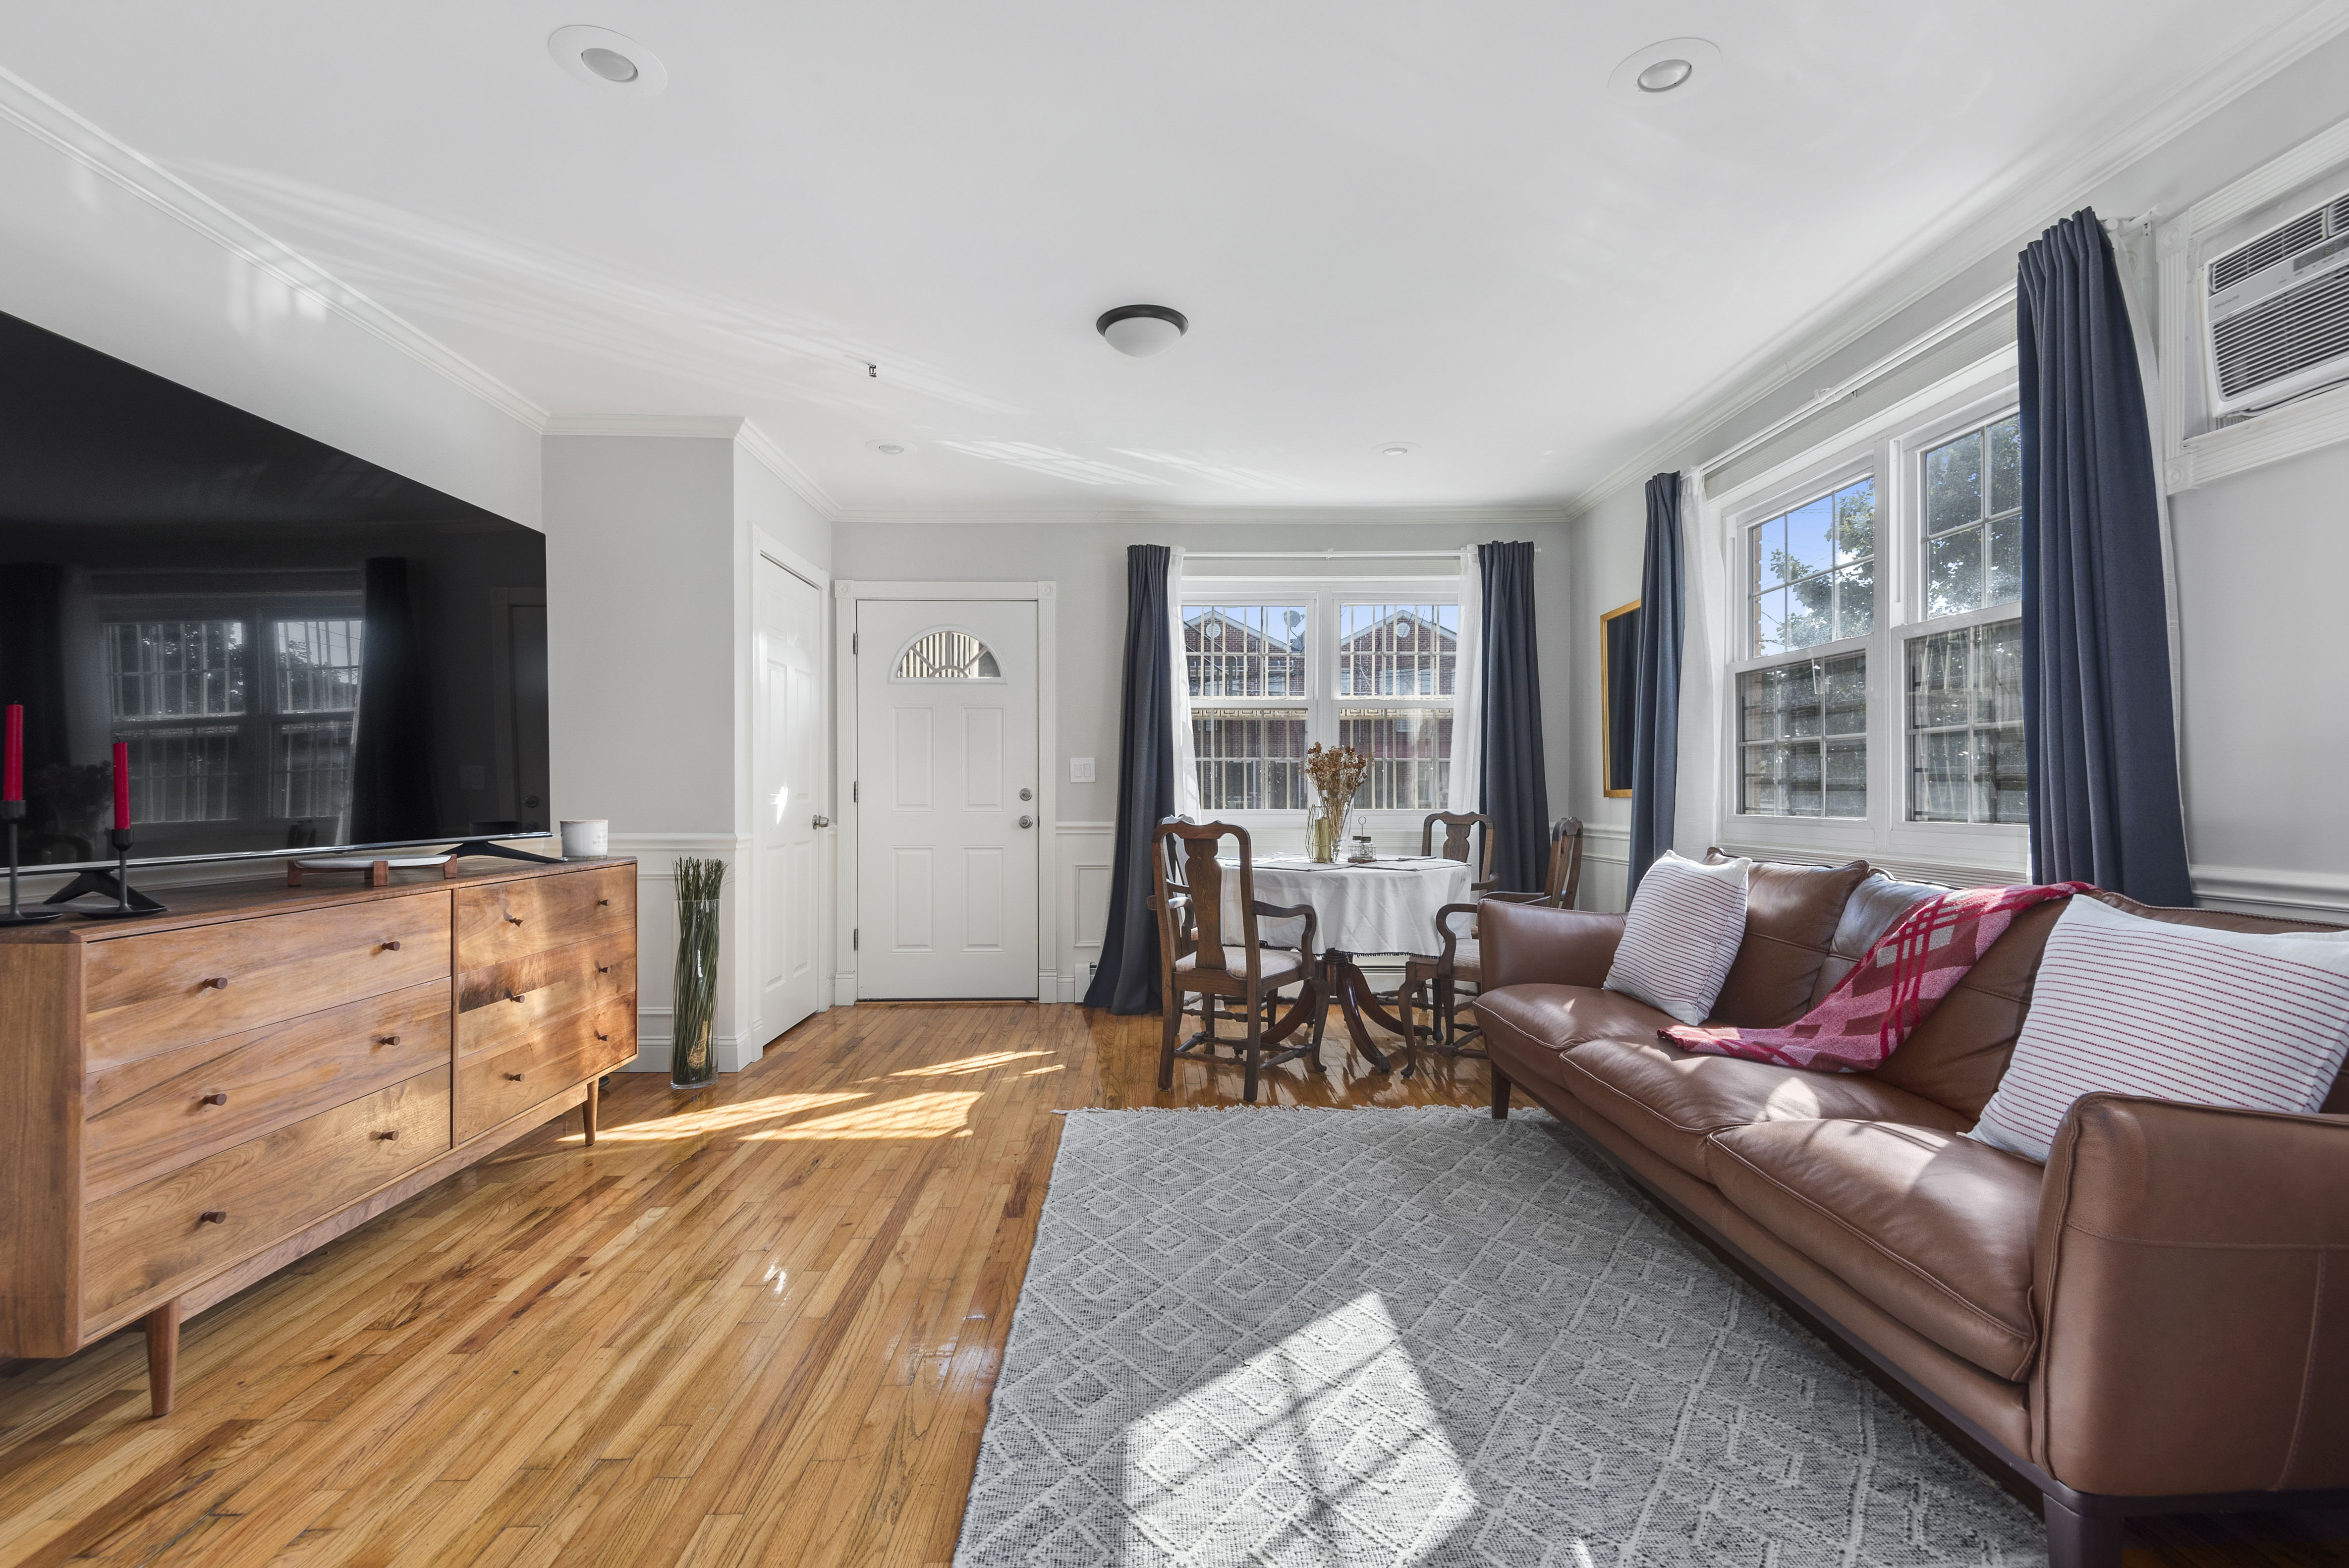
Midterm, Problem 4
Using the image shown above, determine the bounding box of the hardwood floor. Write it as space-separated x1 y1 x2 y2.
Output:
0 1004 1484 1567
0 1002 2340 1567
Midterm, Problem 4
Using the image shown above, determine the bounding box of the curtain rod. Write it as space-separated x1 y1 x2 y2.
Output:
1182 548 1531 560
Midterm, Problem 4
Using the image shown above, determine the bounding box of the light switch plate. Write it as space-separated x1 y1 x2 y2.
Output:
1069 757 1096 783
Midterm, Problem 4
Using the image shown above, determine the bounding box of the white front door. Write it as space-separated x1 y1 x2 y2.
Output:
855 599 1040 999
754 556 827 1040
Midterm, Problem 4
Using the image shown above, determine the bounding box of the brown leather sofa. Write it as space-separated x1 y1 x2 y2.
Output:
1478 859 2349 1568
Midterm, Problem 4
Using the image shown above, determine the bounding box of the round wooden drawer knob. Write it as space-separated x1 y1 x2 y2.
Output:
505 915 524 926
598 898 611 906
595 1031 610 1042
373 1129 399 1141
377 1035 400 1048
597 964 612 974
503 1071 525 1082
203 977 229 990
506 990 527 1004
198 1211 227 1225
200 1092 228 1107
382 940 402 952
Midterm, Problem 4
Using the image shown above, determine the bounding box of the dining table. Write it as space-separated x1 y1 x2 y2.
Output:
1216 854 1474 1071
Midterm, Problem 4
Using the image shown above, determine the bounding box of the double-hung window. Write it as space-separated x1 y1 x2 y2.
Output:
1183 583 1463 828
1722 385 2028 877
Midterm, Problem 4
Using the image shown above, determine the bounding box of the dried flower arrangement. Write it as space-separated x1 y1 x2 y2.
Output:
1301 743 1369 861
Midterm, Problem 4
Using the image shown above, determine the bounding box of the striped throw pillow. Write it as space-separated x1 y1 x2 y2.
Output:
1604 851 1753 1026
1970 895 2349 1163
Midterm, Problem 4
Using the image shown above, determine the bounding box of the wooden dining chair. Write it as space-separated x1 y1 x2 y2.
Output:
1399 817 1583 1070
1420 811 1498 895
1152 820 1326 1103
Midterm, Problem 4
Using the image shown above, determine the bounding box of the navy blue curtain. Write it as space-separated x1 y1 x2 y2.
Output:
2017 210 2192 904
1478 541 1550 893
1084 545 1177 1013
1626 473 1684 900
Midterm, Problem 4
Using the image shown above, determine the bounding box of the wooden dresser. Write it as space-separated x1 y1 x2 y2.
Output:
0 857 638 1415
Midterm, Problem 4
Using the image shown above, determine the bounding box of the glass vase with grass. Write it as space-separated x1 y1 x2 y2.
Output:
670 856 725 1090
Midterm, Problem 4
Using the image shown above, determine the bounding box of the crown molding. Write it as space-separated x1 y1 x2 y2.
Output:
541 414 840 519
828 500 1570 529
1563 2 2349 525
0 65 550 432
735 420 843 521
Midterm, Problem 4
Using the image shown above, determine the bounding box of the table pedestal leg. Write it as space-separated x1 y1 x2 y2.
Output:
1324 950 1409 1073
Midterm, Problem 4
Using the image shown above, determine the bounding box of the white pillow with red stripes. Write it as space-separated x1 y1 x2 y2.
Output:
1604 851 1753 1026
1970 894 2349 1163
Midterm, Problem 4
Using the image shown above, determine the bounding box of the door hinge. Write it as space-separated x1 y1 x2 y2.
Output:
852 928 860 951
852 631 859 655
852 780 860 803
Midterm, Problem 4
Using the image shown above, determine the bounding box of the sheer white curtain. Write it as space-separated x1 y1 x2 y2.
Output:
1447 544 1485 815
1673 469 1728 859
1167 545 1200 819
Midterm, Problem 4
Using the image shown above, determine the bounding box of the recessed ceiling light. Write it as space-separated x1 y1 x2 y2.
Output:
1096 304 1188 358
866 440 907 455
1379 442 1417 457
548 26 669 95
1636 58 1694 93
1608 38 1721 99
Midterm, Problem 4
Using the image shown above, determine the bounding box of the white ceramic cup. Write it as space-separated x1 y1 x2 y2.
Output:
559 820 610 859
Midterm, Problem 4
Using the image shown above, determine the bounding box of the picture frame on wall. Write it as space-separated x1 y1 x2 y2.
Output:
1600 599 1640 799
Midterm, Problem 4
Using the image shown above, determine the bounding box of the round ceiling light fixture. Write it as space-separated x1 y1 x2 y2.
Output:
1608 37 1720 100
548 26 669 95
865 440 907 455
1096 304 1188 358
1379 442 1417 457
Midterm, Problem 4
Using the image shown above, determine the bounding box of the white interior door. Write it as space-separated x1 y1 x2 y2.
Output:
755 556 826 1039
856 599 1040 999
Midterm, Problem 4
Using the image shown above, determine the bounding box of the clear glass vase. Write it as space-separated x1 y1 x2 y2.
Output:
670 896 721 1089
1307 801 1344 863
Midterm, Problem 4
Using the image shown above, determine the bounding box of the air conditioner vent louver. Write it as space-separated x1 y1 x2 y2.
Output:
2211 264 2349 398
2209 208 2327 294
2335 193 2349 233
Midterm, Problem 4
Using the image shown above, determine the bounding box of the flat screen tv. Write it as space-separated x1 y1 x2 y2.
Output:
0 308 551 873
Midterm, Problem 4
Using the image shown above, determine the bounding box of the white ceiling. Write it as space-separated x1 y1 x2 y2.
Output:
0 2 2338 516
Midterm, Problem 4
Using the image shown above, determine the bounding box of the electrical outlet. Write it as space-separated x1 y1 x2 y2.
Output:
1069 757 1096 783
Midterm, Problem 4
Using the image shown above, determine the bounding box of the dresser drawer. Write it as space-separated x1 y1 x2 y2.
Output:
456 937 637 1061
82 1068 450 1327
455 998 635 1144
454 866 633 971
84 898 451 1072
84 981 452 1203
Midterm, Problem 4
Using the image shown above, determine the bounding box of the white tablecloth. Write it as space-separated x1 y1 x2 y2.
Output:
1216 856 1472 958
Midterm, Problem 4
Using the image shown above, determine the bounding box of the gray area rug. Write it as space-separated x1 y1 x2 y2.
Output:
954 1107 2043 1568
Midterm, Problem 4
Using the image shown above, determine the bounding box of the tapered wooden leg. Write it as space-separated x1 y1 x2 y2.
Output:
2043 1496 2124 1568
145 1299 181 1418
1243 987 1263 1103
1158 985 1181 1090
1490 1065 1511 1120
581 1079 599 1147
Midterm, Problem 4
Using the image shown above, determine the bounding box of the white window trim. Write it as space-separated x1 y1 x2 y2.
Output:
1180 574 1466 840
1711 376 2030 881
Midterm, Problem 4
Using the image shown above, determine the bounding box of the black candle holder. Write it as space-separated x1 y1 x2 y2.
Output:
0 799 64 926
42 826 167 919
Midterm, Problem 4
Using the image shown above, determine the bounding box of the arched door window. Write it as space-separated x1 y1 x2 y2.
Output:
892 628 1002 682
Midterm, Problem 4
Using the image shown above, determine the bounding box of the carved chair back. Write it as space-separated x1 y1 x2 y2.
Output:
1152 819 1263 983
1546 817 1585 907
1420 811 1496 891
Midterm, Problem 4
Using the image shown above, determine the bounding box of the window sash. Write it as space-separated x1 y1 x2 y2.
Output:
1181 584 1462 816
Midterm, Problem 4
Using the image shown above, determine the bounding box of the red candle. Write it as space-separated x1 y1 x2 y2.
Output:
3 704 20 802
112 741 131 830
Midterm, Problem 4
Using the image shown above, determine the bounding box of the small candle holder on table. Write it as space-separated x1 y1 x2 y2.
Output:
0 799 65 927
42 827 168 919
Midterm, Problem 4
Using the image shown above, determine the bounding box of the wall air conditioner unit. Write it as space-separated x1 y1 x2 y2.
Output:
2203 185 2349 424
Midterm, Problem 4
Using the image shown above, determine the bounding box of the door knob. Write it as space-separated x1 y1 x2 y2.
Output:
812 814 831 829
1018 788 1032 802
1018 816 1034 830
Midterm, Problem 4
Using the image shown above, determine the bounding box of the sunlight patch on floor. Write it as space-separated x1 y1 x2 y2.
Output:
746 1089 985 1141
1121 1291 1477 1563
887 1049 1051 1077
587 1091 870 1141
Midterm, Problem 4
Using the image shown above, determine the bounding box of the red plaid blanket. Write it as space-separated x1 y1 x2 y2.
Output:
1664 882 2096 1072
